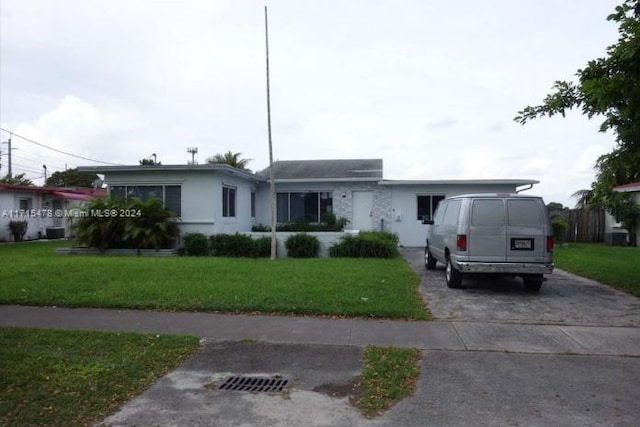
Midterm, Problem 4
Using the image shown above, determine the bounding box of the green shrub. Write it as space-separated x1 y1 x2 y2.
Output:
8 220 28 242
252 236 272 257
329 231 399 258
551 215 570 242
252 213 349 232
73 196 179 251
285 233 320 258
183 233 209 256
209 233 270 258
123 197 180 250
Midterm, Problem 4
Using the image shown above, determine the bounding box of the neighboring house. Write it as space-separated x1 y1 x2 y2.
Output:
0 184 107 241
603 181 640 245
79 159 539 247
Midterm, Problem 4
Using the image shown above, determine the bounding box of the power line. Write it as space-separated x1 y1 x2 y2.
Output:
0 127 123 166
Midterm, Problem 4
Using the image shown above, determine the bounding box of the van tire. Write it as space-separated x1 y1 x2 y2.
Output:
524 275 543 292
445 258 463 288
425 246 437 270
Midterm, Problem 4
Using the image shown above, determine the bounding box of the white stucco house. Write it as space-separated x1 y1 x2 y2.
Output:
0 184 107 241
603 181 640 245
79 159 539 247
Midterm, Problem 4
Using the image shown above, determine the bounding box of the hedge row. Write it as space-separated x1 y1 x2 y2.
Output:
182 231 399 259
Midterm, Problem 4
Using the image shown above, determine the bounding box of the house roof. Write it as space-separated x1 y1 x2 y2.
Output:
258 159 383 181
78 164 264 182
0 183 108 200
613 181 640 193
379 179 539 186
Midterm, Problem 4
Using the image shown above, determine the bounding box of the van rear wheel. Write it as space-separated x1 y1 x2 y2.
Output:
425 246 437 270
445 258 463 288
524 275 543 292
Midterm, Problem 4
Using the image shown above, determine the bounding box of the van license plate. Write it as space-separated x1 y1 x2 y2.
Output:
511 238 534 250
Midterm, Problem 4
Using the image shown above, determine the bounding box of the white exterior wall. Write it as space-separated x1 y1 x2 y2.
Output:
389 183 525 247
103 170 256 237
0 191 72 241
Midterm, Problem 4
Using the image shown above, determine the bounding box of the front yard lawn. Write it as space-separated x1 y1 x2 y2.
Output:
554 243 640 296
0 327 199 427
0 241 429 320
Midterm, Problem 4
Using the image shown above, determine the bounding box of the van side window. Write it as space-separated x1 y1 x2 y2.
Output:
507 200 541 225
471 200 504 226
442 200 461 225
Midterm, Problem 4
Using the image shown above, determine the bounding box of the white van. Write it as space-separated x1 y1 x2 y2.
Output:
424 193 554 291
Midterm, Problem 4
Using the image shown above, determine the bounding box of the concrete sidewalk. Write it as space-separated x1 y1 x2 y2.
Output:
2 304 639 356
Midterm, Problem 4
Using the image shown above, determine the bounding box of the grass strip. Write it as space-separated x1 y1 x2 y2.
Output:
554 243 640 296
0 327 199 427
357 346 422 417
0 241 429 320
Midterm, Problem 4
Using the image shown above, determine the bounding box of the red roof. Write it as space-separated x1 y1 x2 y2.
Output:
0 183 107 200
613 182 640 192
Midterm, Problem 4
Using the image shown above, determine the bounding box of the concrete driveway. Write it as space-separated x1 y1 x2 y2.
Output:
401 247 640 326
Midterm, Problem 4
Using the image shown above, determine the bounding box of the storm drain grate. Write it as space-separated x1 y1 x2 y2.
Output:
217 376 289 393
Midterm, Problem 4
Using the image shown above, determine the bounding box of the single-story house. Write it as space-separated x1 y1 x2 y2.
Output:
79 159 538 247
0 184 107 241
603 181 640 245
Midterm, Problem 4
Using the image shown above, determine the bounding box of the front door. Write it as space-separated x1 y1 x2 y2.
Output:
352 191 373 231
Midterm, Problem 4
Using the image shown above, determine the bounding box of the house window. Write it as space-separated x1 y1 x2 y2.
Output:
417 195 445 221
276 191 333 223
251 192 256 218
223 186 236 217
18 198 33 211
109 185 181 217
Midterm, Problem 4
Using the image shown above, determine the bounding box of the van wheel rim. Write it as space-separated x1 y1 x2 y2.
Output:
446 261 451 281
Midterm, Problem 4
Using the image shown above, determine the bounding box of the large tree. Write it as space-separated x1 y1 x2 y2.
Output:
46 168 98 187
515 0 640 245
206 151 252 171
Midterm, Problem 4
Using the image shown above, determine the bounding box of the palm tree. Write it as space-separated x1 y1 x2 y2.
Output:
206 151 252 171
570 189 596 209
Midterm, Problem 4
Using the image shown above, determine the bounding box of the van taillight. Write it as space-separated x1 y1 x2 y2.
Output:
547 236 554 252
457 234 467 251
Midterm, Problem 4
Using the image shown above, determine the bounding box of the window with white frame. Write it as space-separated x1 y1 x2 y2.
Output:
223 186 236 217
109 185 181 217
417 195 445 221
18 198 33 211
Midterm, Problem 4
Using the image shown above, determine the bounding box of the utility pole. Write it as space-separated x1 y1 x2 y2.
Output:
1 135 11 178
265 5 277 260
187 147 198 165
43 165 48 183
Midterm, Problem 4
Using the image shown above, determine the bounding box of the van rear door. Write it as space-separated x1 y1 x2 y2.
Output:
506 198 545 262
468 198 507 262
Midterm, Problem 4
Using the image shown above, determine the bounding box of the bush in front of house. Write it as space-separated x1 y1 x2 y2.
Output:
183 233 209 256
209 233 271 258
8 220 28 242
74 196 179 251
285 233 320 258
251 212 349 233
329 231 400 258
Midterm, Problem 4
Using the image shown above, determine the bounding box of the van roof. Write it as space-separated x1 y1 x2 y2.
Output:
445 193 544 200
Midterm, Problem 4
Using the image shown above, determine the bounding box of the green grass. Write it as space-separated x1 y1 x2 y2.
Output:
0 241 429 319
554 243 640 296
357 346 422 417
0 327 199 427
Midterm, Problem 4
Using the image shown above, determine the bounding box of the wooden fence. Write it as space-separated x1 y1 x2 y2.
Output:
564 208 605 243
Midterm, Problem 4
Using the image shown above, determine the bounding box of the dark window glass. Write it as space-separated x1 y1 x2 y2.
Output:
110 186 126 200
223 186 236 217
276 193 289 222
417 195 445 221
251 192 256 217
472 200 505 226
165 186 181 217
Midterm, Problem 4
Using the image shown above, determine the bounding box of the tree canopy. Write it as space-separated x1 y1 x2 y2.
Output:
206 151 252 171
515 0 640 244
46 168 98 187
0 173 33 186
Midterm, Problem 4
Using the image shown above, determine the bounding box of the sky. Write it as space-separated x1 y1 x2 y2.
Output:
0 0 622 207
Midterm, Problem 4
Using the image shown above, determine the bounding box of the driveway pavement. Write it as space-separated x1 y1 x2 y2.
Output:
2 248 639 426
401 247 640 326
